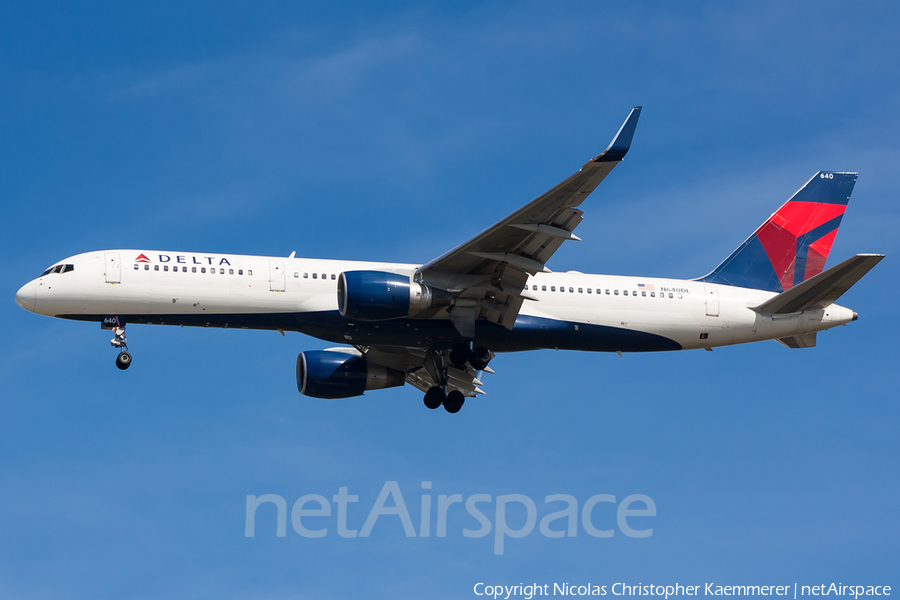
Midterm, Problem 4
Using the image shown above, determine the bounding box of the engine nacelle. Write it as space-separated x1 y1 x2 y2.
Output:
337 271 448 321
296 350 405 399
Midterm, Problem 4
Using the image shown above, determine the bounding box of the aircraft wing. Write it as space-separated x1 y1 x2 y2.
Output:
417 107 642 336
351 345 488 398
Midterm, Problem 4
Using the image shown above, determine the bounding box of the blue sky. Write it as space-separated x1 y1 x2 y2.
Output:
1 2 898 598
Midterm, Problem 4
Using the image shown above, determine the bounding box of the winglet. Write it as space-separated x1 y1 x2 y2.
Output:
592 106 642 162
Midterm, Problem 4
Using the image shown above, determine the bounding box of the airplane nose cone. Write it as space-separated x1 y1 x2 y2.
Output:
15 281 36 312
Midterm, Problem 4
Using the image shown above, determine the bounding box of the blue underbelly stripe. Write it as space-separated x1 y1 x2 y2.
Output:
56 310 682 353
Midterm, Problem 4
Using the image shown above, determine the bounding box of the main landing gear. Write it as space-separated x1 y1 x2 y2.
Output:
111 325 132 370
421 343 494 414
423 387 466 413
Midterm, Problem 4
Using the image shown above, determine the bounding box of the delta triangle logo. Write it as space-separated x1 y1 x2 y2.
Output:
135 253 151 263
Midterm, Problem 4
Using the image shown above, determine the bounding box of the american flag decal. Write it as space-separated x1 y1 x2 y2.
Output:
637 283 654 291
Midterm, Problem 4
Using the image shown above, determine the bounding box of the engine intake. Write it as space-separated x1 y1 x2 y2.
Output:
296 350 405 399
337 271 449 321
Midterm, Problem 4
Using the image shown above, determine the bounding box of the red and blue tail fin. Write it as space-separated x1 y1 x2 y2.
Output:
698 172 857 292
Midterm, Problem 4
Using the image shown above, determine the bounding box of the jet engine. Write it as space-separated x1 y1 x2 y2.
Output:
337 271 450 321
296 350 405 399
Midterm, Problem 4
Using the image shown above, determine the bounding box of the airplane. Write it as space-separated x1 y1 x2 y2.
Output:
14 107 884 413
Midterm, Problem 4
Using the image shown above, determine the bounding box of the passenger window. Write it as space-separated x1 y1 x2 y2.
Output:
192 267 197 273
532 285 537 290
133 264 139 270
183 267 188 272
229 269 234 275
248 270 252 276
668 292 673 298
551 286 556 291
220 268 225 274
331 274 336 280
542 285 547 291
163 265 169 272
321 273 326 280
294 272 299 278
614 290 619 295
144 264 150 270
623 290 628 296
650 292 655 297
578 288 583 293
238 269 243 275
605 289 610 295
313 273 317 279
569 287 574 293
201 267 206 273
642 291 646 297
587 288 592 294
303 273 308 278
154 265 159 271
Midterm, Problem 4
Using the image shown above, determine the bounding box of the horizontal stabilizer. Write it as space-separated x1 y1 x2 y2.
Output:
754 254 884 314
775 332 817 348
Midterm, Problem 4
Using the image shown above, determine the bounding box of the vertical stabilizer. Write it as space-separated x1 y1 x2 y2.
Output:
698 172 857 292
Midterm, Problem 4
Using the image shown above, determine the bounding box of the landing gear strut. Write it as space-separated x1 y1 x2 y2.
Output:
111 325 132 370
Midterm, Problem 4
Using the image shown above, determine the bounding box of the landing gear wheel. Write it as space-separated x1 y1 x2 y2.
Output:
469 346 494 371
444 390 465 413
424 386 445 409
449 343 472 369
115 351 132 370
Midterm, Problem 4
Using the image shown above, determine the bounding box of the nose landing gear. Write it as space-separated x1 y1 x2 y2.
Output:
110 325 132 370
115 351 132 370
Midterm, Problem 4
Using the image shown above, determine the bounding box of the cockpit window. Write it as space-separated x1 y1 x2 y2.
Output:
39 264 75 276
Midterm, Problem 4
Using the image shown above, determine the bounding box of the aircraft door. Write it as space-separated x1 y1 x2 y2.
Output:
704 284 719 317
269 261 286 292
105 252 121 284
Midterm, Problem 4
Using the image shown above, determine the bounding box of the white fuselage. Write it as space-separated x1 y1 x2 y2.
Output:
15 249 856 353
